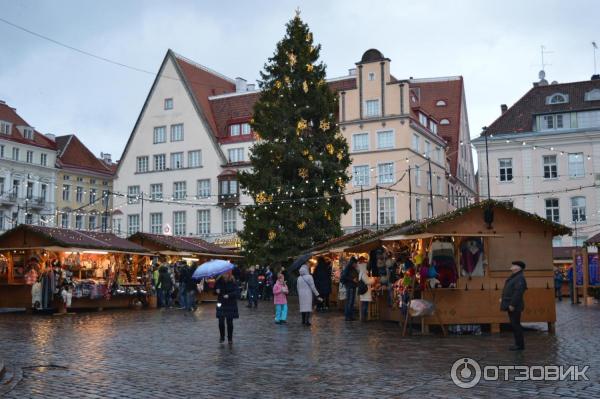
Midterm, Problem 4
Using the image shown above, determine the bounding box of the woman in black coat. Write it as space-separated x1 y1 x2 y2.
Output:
215 272 239 344
313 257 332 311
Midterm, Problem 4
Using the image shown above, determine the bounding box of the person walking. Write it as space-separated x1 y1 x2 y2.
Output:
554 266 564 302
158 265 173 308
177 262 190 309
264 266 274 301
313 257 332 311
340 257 359 321
272 273 289 324
297 264 321 326
215 271 239 344
246 266 259 308
358 262 375 321
500 260 528 351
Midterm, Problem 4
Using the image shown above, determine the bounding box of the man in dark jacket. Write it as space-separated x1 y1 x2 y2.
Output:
500 260 528 351
246 266 259 308
341 257 359 321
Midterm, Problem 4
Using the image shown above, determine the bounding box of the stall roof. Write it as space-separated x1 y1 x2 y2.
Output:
344 200 572 252
585 233 600 246
308 229 372 254
127 232 241 258
0 225 150 254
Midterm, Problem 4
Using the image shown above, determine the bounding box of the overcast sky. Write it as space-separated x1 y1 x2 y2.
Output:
1 0 599 167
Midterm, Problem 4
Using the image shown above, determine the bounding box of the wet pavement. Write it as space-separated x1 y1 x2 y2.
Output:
0 300 599 398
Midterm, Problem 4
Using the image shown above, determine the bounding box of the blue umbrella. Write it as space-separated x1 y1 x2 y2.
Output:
288 253 312 273
192 259 235 279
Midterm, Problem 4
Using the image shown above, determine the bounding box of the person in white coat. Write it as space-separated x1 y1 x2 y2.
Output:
358 262 375 321
297 264 322 326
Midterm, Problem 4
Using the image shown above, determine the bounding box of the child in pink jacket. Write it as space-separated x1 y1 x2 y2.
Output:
273 273 289 324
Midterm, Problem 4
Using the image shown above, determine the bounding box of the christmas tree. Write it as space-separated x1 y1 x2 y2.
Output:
239 11 351 265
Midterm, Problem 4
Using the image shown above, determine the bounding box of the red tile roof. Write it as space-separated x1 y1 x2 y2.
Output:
210 92 260 140
0 102 56 150
485 79 600 136
409 77 464 176
56 134 115 177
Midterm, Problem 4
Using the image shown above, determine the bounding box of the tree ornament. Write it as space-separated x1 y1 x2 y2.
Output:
306 32 313 42
256 192 268 204
287 52 297 66
336 177 345 187
302 81 309 93
306 63 314 72
308 155 314 161
326 143 335 155
298 168 309 179
274 80 282 89
336 151 344 161
317 79 325 87
268 230 277 240
297 221 306 230
296 118 308 134
302 149 310 157
324 210 332 221
284 76 291 86
319 119 330 131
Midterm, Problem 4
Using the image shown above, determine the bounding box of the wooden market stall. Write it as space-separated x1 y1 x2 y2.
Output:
127 232 242 303
344 200 571 334
0 224 152 311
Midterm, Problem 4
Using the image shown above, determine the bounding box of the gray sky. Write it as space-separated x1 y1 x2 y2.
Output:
1 0 598 166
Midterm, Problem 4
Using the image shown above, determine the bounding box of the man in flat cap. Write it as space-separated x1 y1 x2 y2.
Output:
500 260 528 351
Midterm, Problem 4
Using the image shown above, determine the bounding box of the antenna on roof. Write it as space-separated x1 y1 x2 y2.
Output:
593 41 598 75
539 45 553 75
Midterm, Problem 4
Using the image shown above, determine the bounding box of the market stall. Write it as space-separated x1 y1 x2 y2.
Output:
127 232 242 304
0 224 152 311
344 200 571 334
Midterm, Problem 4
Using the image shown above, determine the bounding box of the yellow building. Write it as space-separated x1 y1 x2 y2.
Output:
55 135 115 231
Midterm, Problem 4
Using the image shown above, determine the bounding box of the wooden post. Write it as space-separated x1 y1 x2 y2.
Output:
572 249 578 304
583 246 590 306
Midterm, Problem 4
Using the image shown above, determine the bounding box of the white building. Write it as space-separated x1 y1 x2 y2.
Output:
0 101 58 231
113 50 256 240
473 75 600 247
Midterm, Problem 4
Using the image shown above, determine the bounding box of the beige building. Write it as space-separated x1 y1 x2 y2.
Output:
55 135 115 231
338 50 457 231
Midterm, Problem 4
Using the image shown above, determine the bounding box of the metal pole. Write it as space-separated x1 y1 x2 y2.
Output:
408 167 412 220
104 191 109 232
484 128 491 201
376 184 379 230
427 157 434 216
360 186 364 230
140 192 144 233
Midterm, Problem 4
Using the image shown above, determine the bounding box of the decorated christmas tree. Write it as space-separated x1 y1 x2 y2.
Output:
239 12 351 264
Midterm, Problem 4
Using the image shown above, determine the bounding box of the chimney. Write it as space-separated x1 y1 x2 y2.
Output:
100 152 112 164
500 104 508 114
592 74 600 81
235 77 247 93
348 68 357 76
246 83 256 91
45 133 56 141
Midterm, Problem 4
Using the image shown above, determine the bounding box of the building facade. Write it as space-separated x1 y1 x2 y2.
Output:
473 75 600 247
54 135 115 232
0 101 57 232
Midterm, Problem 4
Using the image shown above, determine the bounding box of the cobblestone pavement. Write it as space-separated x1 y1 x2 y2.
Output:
0 300 599 398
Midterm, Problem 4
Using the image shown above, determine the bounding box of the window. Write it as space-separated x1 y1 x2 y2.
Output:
197 179 211 198
241 123 251 135
436 100 447 107
414 165 421 187
61 213 69 228
223 208 237 234
153 154 166 171
435 147 441 162
541 114 570 131
552 237 562 247
101 215 109 231
427 171 432 191
415 198 422 220
0 144 4 158
153 126 166 143
353 165 370 186
12 147 19 161
368 72 375 81
0 121 10 135
24 128 33 140
577 110 600 129
150 213 162 234
197 209 210 236
173 181 186 200
378 197 395 225
542 115 554 130
127 185 140 204
164 98 173 110
102 190 109 208
220 180 238 195
76 186 84 203
90 179 96 185
62 185 70 201
75 215 83 230
585 89 600 102
545 198 560 222
40 153 47 166
571 197 586 222
136 156 149 173
26 151 33 163
437 176 442 195
419 113 428 126
377 130 393 149
229 124 241 136
424 141 431 158
64 175 71 181
574 236 588 247
440 118 450 125
499 158 513 182
352 133 369 152
89 189 97 205
546 93 568 104
427 202 433 218
188 150 201 168
113 218 122 234
171 152 184 169
88 215 96 231
568 153 584 178
127 214 140 235
429 121 438 134
228 148 244 163
378 163 394 184
543 155 558 179
412 134 420 152
170 124 184 142
26 182 33 199
354 199 370 226
150 184 163 201
365 100 380 117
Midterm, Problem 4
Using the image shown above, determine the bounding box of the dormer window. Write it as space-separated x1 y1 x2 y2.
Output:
429 120 438 135
0 121 10 135
228 122 252 136
584 89 600 101
440 118 450 125
23 128 33 140
368 72 375 81
546 93 569 105
436 100 447 107
418 112 428 127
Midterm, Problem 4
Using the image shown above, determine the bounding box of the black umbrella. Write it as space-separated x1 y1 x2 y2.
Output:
289 253 312 273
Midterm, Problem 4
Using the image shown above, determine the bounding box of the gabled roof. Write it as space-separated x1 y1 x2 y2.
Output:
485 79 600 136
0 101 56 150
0 224 149 253
127 232 239 257
409 77 465 177
56 134 114 177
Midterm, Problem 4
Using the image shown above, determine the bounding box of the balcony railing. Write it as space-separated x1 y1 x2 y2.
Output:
218 193 240 207
28 197 46 208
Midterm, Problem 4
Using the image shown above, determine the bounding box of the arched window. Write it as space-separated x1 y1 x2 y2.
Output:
546 93 568 104
436 100 447 106
440 118 450 125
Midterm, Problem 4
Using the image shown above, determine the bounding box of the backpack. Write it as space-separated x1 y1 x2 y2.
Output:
358 280 368 295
